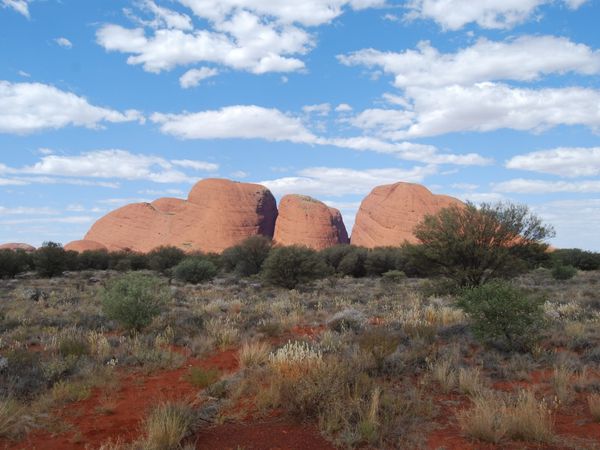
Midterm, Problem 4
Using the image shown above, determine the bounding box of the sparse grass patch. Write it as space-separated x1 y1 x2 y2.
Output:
0 398 37 440
552 365 574 406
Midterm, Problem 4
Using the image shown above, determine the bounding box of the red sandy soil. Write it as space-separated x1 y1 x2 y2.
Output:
6 348 239 450
193 419 336 450
427 369 600 450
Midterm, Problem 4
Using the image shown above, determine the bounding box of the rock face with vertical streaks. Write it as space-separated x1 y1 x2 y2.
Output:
350 182 463 248
273 195 349 250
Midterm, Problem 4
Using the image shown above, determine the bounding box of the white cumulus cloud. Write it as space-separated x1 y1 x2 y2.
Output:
506 147 600 178
0 81 143 135
1 0 29 18
405 0 588 30
54 37 73 48
339 36 600 89
179 67 219 88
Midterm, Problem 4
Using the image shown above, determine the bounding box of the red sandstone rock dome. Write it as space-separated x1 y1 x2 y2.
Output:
64 240 108 253
84 179 278 254
0 243 36 252
351 182 463 248
273 195 349 250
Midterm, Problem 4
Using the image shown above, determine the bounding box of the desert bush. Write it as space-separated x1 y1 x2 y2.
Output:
414 202 554 287
551 263 577 281
221 236 272 276
364 247 405 276
173 257 217 284
380 270 406 287
552 248 600 271
108 251 149 271
320 245 367 277
262 246 328 289
101 273 169 331
147 246 185 273
458 281 545 352
0 350 47 399
185 367 220 389
77 250 110 270
33 242 74 277
58 336 90 358
358 328 400 372
142 402 196 450
0 249 31 279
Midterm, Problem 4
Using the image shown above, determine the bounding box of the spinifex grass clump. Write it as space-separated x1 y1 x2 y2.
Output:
185 367 221 389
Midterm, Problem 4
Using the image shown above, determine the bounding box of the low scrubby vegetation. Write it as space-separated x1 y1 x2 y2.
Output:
1 202 599 449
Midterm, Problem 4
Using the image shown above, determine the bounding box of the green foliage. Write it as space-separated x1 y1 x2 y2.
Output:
109 251 149 272
364 247 400 276
457 281 545 352
147 246 185 273
262 245 328 289
320 245 367 277
33 242 75 277
0 249 31 279
380 270 406 285
77 250 110 270
552 248 600 271
185 367 221 388
551 263 577 281
221 236 272 276
414 202 555 287
101 273 169 331
58 337 90 358
174 257 217 284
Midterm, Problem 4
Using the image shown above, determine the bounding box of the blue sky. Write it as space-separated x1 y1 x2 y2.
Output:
1 0 599 250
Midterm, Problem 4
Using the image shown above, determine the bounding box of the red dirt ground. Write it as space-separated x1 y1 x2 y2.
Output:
193 419 337 450
6 348 239 450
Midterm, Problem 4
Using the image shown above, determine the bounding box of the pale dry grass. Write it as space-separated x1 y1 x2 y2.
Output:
588 394 600 421
431 358 456 393
0 398 36 440
459 390 554 444
141 402 195 450
552 365 574 406
458 367 485 397
237 341 270 369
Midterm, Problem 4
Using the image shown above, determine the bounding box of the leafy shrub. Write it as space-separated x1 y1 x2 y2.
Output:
77 250 110 270
320 245 367 277
109 251 149 272
101 273 169 331
174 257 217 284
458 281 545 352
380 270 406 285
552 248 600 271
262 246 328 289
0 249 31 279
221 236 272 276
551 264 577 281
147 246 185 273
365 247 404 276
33 242 74 277
414 202 554 287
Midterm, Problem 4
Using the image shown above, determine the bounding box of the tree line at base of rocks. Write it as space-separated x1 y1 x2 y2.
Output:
1 202 597 289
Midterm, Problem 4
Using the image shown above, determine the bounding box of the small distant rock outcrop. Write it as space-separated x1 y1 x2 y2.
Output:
0 243 36 252
273 195 349 250
351 182 463 248
84 179 278 254
64 240 108 253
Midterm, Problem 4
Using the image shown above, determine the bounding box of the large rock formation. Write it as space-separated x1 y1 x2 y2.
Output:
64 240 108 253
273 195 349 250
0 243 36 252
84 179 278 254
351 182 463 248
